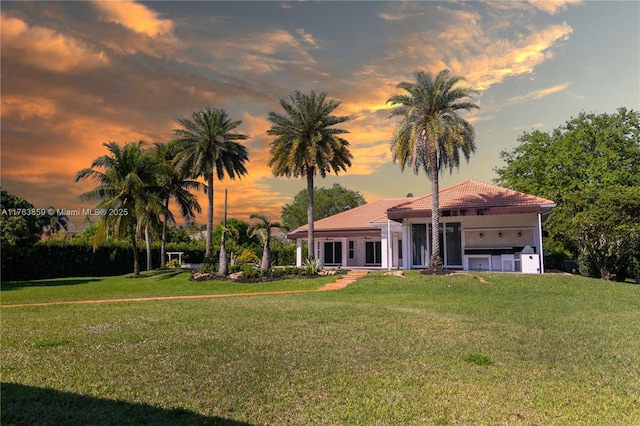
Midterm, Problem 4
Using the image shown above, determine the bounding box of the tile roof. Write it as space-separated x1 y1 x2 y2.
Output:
287 180 556 238
387 180 556 219
288 197 412 238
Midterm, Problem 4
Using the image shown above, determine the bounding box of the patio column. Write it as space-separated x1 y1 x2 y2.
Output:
402 220 410 270
386 219 392 270
342 237 348 267
537 212 545 274
296 239 303 267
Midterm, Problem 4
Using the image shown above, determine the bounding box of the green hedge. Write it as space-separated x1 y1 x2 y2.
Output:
1 238 298 282
1 241 205 282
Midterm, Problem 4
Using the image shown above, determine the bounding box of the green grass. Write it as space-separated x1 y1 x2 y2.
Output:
2 271 639 425
0 269 336 305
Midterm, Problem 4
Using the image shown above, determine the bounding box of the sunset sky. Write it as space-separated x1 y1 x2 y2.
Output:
2 1 638 231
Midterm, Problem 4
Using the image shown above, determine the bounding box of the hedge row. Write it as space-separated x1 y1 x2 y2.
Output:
1 239 298 282
1 242 205 282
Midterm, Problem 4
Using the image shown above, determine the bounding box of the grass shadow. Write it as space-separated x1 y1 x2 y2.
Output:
1 382 254 426
0 278 102 291
144 269 188 280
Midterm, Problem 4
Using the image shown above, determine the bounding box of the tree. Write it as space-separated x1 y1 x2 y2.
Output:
151 141 201 268
387 69 478 270
38 208 69 239
248 213 282 270
0 190 40 273
267 91 352 261
75 141 164 277
172 107 249 265
281 184 366 231
494 108 640 280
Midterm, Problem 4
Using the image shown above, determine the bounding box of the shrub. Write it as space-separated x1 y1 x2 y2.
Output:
303 259 322 276
236 249 260 266
199 262 217 274
241 264 259 279
166 258 181 268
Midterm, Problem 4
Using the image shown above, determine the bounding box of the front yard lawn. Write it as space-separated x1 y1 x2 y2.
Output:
2 272 639 425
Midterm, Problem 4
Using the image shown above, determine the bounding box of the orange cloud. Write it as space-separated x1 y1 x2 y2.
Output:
485 0 583 15
92 0 173 37
384 17 573 92
0 13 109 73
529 0 583 15
504 83 570 106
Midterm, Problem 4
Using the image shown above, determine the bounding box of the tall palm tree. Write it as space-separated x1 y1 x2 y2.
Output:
387 69 478 270
152 141 202 268
172 107 249 265
267 91 352 261
75 141 163 277
247 213 282 271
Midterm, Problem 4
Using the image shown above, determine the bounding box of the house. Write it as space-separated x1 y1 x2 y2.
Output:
287 180 556 273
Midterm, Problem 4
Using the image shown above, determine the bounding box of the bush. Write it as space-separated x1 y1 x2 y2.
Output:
199 262 217 274
236 249 260 266
303 259 322 276
241 264 259 279
166 258 181 268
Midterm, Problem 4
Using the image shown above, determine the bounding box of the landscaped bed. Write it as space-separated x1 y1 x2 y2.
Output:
2 271 639 425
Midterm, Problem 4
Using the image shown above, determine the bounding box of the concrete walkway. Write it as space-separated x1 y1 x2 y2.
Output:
1 270 369 309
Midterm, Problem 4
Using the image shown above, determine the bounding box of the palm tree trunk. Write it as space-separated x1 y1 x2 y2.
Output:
430 160 443 271
306 172 315 261
145 226 152 271
160 199 169 268
261 234 270 270
218 234 228 275
205 173 214 260
130 222 140 278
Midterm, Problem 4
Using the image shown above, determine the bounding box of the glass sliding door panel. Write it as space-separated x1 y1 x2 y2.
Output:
412 224 427 266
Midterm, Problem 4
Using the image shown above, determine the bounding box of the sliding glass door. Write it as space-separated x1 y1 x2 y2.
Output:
412 222 462 268
323 241 342 265
412 224 428 267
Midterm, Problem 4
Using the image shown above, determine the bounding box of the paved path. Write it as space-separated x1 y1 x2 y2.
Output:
1 270 369 309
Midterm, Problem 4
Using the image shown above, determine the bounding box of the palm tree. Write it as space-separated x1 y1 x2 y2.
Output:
75 141 163 277
387 70 478 270
267 91 352 261
151 141 202 268
248 213 282 271
172 107 249 265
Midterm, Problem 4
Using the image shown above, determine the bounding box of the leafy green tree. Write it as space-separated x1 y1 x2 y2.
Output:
212 218 258 252
281 184 366 231
248 213 282 270
494 108 640 280
267 91 352 260
151 141 202 268
0 190 40 268
172 107 249 263
75 141 164 277
387 69 478 270
165 225 192 244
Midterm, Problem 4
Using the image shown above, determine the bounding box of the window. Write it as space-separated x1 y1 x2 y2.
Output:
348 241 354 259
398 239 403 260
365 241 382 264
